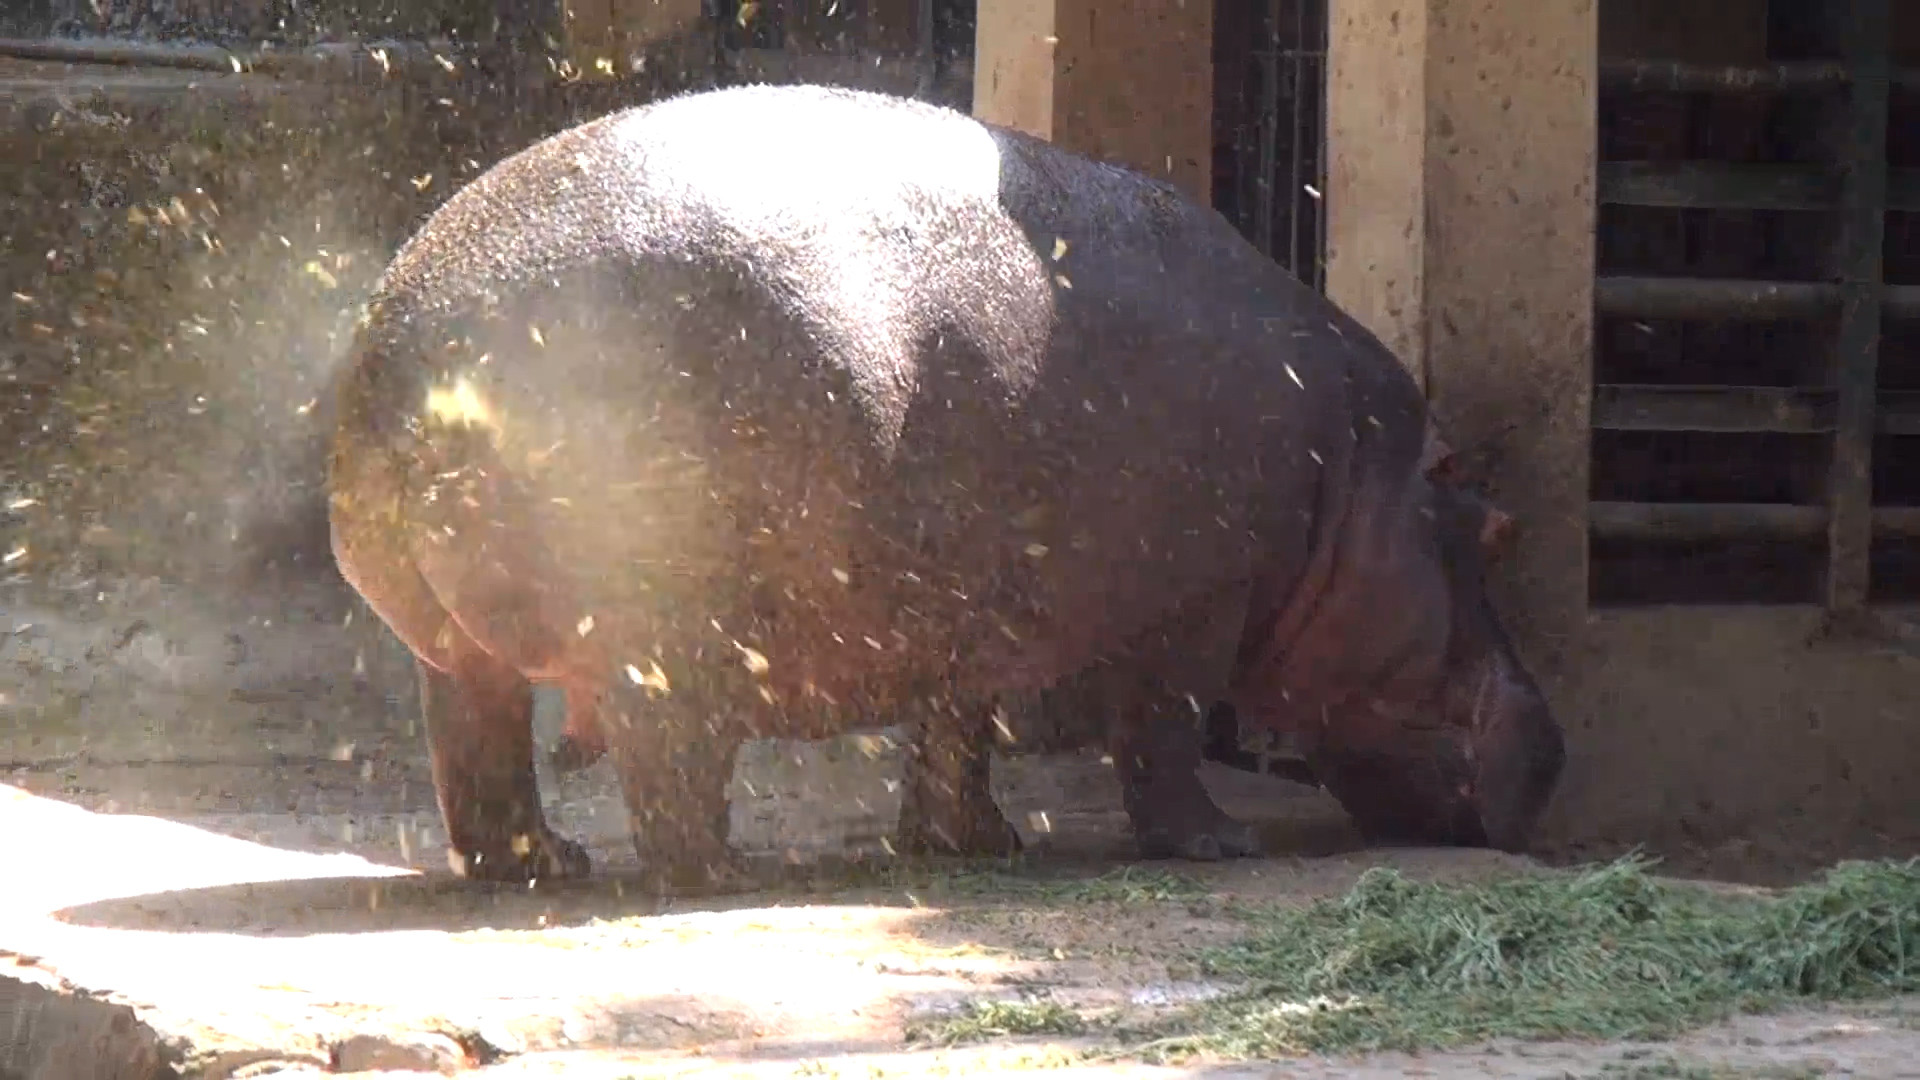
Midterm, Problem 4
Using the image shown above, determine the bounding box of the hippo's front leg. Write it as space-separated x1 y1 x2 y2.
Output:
899 697 1023 857
419 640 592 883
1101 585 1262 861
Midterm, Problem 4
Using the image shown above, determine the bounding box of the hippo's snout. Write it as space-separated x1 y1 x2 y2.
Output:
1471 701 1565 853
1309 730 1487 849
1309 655 1565 853
1465 657 1566 853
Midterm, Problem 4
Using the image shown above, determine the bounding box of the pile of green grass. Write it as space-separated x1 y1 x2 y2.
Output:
1150 854 1920 1058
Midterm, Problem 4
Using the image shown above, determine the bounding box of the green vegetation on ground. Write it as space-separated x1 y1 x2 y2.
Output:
907 998 1090 1047
1137 854 1920 1058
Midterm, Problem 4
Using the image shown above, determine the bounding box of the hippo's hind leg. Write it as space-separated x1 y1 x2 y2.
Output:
331 503 589 882
899 695 1022 858
549 683 611 773
593 670 745 890
418 626 593 882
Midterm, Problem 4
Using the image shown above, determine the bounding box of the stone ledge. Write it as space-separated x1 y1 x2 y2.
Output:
0 960 181 1080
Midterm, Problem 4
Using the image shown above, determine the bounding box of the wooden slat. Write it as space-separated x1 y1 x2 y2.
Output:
1591 502 1920 543
1592 386 1920 435
1598 59 1920 93
1595 276 1839 319
1826 0 1892 615
1599 163 1920 213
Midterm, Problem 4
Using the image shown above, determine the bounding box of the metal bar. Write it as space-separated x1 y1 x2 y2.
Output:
1875 393 1919 435
1882 398 1920 436
1595 276 1839 320
1251 0 1280 258
913 0 936 98
1306 0 1328 292
1599 162 1840 210
1599 162 1920 212
1598 59 1849 93
1825 0 1892 615
1591 502 1920 543
1895 169 1920 214
1597 59 1920 94
1592 386 1920 435
0 35 457 79
1873 509 1920 538
1593 385 1835 433
1591 501 1826 542
0 36 243 71
1286 0 1306 282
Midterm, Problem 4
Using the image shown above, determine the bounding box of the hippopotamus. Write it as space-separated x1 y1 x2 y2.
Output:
326 83 1565 886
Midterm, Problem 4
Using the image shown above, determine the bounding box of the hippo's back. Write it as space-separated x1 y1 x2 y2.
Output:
333 83 1338 703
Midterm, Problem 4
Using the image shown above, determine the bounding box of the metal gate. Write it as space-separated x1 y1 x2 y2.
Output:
1591 0 1920 615
1213 0 1328 292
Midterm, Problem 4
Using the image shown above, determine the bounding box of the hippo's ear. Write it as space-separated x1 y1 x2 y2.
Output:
1420 428 1461 485
1480 507 1518 560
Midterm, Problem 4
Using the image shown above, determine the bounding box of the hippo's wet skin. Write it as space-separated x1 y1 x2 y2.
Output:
326 84 1564 887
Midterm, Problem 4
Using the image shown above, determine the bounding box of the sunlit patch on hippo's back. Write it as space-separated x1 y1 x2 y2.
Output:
422 373 503 437
609 84 1010 212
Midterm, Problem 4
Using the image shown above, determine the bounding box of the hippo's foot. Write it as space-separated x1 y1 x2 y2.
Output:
1123 762 1261 861
625 794 742 892
448 829 594 883
630 833 747 893
900 704 1023 858
1133 809 1261 862
1110 697 1261 862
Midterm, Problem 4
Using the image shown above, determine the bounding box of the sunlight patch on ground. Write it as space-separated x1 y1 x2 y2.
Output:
0 783 1031 1057
1 783 415 919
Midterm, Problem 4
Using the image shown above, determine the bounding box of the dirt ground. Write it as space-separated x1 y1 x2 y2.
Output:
5 630 1920 1080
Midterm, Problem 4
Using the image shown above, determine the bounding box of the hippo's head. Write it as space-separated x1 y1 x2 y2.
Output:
1272 433 1566 854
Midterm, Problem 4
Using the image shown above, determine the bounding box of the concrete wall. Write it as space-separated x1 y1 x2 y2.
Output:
0 49 717 788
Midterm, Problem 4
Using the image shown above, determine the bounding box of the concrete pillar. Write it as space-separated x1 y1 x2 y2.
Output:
973 0 1215 204
1324 0 1597 669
